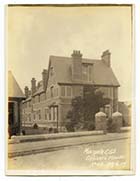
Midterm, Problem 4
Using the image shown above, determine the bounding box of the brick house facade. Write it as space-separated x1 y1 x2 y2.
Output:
22 50 120 132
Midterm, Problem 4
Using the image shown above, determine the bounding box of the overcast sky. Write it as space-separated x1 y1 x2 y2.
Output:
7 5 132 102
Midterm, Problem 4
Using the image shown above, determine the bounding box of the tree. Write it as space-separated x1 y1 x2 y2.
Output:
65 85 110 131
65 96 84 132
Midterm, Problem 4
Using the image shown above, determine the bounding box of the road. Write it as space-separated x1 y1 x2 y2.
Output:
8 132 130 157
8 133 130 171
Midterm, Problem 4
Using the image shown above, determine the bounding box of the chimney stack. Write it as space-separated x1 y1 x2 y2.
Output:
42 69 48 90
24 86 29 98
31 78 36 95
71 50 82 81
101 50 111 67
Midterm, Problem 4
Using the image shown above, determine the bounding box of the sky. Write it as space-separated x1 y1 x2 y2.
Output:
7 5 132 102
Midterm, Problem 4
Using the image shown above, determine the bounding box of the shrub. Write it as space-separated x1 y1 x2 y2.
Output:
33 123 38 129
65 120 75 132
49 127 53 133
87 121 95 131
22 130 26 135
54 128 58 133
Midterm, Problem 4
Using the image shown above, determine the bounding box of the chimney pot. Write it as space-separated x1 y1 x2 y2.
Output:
71 50 82 58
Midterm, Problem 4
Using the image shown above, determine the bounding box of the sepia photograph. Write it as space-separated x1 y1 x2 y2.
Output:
6 4 134 175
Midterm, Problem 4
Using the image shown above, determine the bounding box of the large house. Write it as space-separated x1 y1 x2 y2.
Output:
22 50 120 132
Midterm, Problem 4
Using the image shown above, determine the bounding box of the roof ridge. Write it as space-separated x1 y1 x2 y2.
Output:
50 55 101 62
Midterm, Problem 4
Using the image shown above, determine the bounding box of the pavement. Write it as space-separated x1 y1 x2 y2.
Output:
9 130 104 144
8 132 130 158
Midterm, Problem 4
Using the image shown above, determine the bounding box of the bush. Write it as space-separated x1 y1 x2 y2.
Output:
33 123 38 129
65 121 75 132
87 121 95 131
22 130 26 135
53 128 58 133
49 127 53 133
82 121 95 131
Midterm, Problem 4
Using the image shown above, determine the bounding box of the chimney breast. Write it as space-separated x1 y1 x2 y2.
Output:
42 69 48 90
31 78 36 95
24 86 29 98
101 50 111 67
71 50 82 81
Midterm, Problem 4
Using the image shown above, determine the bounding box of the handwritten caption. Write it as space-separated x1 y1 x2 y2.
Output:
83 146 127 168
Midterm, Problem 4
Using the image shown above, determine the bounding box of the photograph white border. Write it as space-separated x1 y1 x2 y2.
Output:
0 0 140 180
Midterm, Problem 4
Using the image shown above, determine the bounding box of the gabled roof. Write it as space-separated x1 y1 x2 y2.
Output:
8 71 25 98
49 55 120 87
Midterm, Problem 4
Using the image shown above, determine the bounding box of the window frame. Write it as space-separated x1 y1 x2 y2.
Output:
61 86 65 97
67 86 72 97
38 110 41 120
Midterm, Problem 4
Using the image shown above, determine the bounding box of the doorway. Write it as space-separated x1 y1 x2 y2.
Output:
8 102 18 137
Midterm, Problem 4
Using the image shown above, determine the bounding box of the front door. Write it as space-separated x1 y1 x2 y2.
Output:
8 102 18 137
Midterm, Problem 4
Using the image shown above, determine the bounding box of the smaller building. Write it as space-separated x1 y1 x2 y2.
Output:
8 71 25 137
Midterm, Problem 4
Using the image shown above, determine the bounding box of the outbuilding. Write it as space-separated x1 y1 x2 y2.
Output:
8 71 25 137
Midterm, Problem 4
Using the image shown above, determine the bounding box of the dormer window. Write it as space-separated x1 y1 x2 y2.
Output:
82 64 92 82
